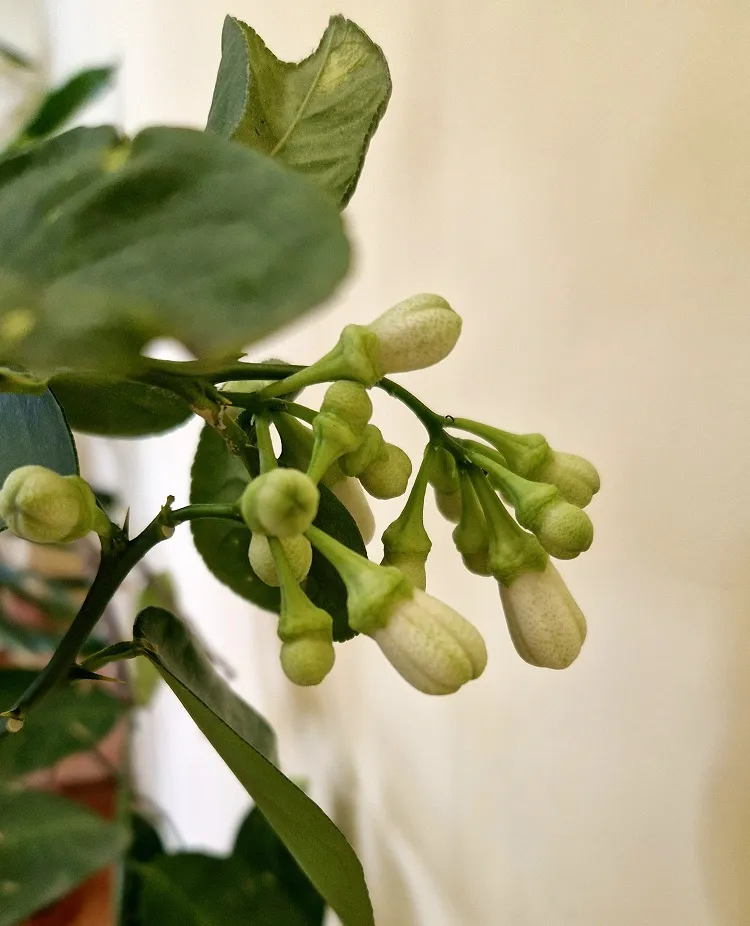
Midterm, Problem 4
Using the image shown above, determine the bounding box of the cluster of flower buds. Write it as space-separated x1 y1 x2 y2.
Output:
229 292 599 691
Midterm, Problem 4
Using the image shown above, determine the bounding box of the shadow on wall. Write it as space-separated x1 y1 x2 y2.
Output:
701 544 750 925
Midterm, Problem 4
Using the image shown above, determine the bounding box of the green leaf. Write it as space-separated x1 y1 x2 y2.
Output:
13 67 115 147
233 807 325 924
206 15 391 207
136 854 316 926
120 812 165 926
0 125 350 374
0 786 129 926
0 669 124 777
134 607 373 926
0 390 78 488
50 373 191 437
189 425 362 640
0 43 32 70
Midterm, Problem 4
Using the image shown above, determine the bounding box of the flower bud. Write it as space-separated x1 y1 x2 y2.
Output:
426 445 460 494
372 588 487 694
340 424 384 477
249 532 312 586
381 455 432 590
434 487 462 523
453 420 549 477
330 476 376 544
359 443 412 500
452 472 491 576
240 468 319 538
498 562 586 669
307 381 373 484
530 451 600 508
280 635 335 687
0 465 105 544
367 294 462 375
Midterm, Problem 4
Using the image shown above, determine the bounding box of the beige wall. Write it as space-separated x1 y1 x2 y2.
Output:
41 2 750 924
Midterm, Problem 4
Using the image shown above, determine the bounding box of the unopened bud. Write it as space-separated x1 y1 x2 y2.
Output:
367 294 462 375
0 465 105 544
434 487 462 523
359 443 412 500
530 451 600 508
340 424 384 477
240 468 319 537
498 562 586 669
330 476 376 544
249 532 312 586
307 382 373 484
426 446 459 494
452 472 490 575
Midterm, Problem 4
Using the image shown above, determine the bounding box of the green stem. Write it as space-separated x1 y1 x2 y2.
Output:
143 358 304 382
254 416 277 473
280 401 318 425
81 641 142 673
376 379 467 462
305 523 366 587
0 502 242 735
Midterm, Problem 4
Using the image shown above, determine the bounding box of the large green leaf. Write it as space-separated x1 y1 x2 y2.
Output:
0 125 349 374
0 786 129 926
50 373 191 437
189 424 363 640
0 390 78 495
12 67 114 149
206 15 391 207
134 607 373 926
136 854 315 926
0 669 124 778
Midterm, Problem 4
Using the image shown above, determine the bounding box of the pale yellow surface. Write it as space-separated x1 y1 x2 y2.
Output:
35 1 750 924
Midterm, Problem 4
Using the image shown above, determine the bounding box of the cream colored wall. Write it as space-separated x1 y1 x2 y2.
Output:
41 2 750 924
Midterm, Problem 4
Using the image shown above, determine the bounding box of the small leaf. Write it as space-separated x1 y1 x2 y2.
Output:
134 607 373 926
0 125 349 375
0 390 78 491
0 786 129 926
207 15 391 207
0 669 124 777
50 373 191 437
13 67 115 147
189 425 363 640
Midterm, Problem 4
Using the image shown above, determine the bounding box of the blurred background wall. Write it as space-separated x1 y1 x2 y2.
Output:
4 0 749 923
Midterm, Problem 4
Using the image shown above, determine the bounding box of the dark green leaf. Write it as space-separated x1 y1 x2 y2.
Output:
0 390 78 485
134 607 373 926
0 125 350 374
0 786 129 926
0 669 124 777
14 67 114 146
137 854 315 926
233 807 324 924
120 812 165 926
190 424 363 640
207 15 391 207
50 373 191 437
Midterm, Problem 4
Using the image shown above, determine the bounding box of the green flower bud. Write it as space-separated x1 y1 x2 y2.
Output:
240 468 319 538
307 381 373 484
452 472 490 575
372 588 487 694
453 419 549 477
471 471 548 585
330 476 376 544
340 424 384 477
381 453 432 589
434 487 462 523
529 451 600 508
359 443 413 499
0 465 107 544
249 532 312 586
498 562 586 669
271 535 335 687
367 294 462 375
426 445 460 494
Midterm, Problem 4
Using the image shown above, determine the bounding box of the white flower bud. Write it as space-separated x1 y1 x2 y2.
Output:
280 635 335 687
0 465 100 544
330 476 376 544
367 294 462 374
249 533 312 586
359 444 412 500
498 562 586 669
373 588 487 694
240 468 319 538
531 451 600 508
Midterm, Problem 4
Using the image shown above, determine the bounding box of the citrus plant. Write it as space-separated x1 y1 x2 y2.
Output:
0 14 599 925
